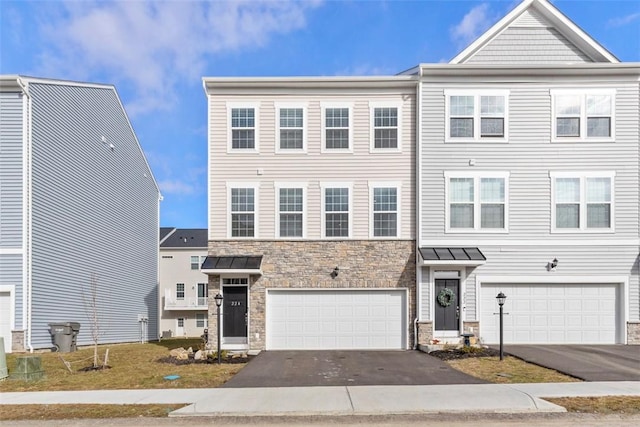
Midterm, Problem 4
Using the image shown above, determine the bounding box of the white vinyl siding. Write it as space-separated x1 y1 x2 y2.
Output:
445 90 509 142
444 172 509 232
551 89 615 142
550 172 615 232
207 91 414 241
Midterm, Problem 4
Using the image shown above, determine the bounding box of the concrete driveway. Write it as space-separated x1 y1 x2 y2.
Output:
503 345 640 381
221 350 486 388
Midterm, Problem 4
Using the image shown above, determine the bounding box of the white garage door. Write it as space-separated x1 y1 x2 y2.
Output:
480 283 619 344
0 292 12 353
267 289 406 350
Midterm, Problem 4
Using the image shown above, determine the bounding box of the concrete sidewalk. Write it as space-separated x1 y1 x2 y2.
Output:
2 382 639 417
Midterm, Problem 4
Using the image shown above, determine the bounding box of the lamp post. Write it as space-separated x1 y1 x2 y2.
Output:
214 293 223 364
496 292 507 361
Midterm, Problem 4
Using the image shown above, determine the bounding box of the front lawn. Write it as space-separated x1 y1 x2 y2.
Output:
0 338 246 392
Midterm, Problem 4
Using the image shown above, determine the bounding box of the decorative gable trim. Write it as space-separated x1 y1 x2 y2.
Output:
450 0 619 65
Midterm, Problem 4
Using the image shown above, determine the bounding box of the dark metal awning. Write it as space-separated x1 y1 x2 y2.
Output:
419 247 486 266
201 255 263 275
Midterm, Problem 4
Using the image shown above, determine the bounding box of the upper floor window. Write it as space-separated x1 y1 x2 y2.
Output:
551 90 614 141
551 172 614 232
277 105 306 151
190 256 206 270
370 184 400 237
227 104 259 152
371 105 400 151
176 283 185 300
323 185 351 238
196 313 208 328
445 172 509 232
322 104 352 152
277 186 304 238
229 186 256 237
445 90 509 142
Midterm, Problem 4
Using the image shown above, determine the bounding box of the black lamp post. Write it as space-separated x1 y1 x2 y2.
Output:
496 292 507 361
214 293 223 364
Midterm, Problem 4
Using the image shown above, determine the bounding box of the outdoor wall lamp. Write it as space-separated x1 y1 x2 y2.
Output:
547 258 558 271
331 266 339 279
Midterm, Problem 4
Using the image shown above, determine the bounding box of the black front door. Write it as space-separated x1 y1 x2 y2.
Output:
434 279 459 331
223 287 248 338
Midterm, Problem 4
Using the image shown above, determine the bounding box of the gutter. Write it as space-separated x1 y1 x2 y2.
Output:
16 77 33 353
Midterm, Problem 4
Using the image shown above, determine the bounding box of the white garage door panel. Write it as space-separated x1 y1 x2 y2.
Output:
0 292 12 353
268 290 406 350
480 284 619 344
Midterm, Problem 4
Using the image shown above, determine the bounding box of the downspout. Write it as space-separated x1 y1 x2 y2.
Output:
414 68 424 350
16 77 33 353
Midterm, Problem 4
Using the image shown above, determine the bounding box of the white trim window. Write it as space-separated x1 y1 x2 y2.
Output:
445 90 509 142
176 283 185 300
190 255 206 270
550 172 614 232
445 172 509 232
551 89 615 141
276 184 305 238
370 183 401 237
228 184 258 238
370 102 402 151
196 313 208 328
322 184 351 238
322 103 352 152
276 104 306 152
227 104 259 152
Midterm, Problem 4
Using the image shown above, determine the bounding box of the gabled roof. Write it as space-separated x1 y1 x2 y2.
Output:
450 0 619 64
159 227 176 243
160 228 208 248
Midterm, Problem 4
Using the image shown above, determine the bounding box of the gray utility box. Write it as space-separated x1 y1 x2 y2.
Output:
48 322 81 352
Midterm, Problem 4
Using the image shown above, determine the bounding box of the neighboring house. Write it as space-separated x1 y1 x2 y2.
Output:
0 76 161 353
202 0 639 351
202 77 417 351
410 0 639 346
159 227 208 338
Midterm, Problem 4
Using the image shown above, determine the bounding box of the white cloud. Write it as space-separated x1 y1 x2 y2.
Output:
158 179 197 196
36 0 322 115
450 3 495 47
607 12 640 28
335 64 396 76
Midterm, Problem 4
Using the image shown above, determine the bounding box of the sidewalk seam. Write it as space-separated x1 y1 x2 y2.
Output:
345 386 355 413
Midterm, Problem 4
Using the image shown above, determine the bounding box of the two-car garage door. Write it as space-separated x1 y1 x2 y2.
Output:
480 283 620 344
267 290 406 350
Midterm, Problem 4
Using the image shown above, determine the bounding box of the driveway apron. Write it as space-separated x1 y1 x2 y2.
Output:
221 350 486 388
503 345 640 381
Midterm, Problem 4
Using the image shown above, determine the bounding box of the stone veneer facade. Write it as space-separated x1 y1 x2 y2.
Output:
628 322 640 345
206 240 416 351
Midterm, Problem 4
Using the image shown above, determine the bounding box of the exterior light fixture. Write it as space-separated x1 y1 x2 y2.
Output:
214 293 223 364
496 292 507 361
331 266 339 279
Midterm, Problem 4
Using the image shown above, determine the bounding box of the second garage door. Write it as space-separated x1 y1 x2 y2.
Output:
480 283 620 344
267 289 406 350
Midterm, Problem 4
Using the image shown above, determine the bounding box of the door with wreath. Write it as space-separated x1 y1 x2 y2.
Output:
434 279 460 333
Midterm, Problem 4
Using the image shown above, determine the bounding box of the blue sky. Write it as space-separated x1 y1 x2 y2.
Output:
2 0 638 229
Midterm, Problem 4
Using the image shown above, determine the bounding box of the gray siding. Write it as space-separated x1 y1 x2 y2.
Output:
208 91 416 240
466 27 593 64
0 91 24 248
27 83 159 349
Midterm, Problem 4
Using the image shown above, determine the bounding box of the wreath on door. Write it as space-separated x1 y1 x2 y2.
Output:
437 288 455 307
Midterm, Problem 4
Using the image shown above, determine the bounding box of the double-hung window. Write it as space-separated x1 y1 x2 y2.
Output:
277 185 305 238
551 90 614 141
322 104 352 151
276 105 306 151
551 172 614 231
228 104 258 151
370 183 400 237
196 313 208 328
370 103 401 151
322 185 351 237
229 185 257 237
445 172 509 231
190 255 206 270
176 283 185 300
445 90 509 142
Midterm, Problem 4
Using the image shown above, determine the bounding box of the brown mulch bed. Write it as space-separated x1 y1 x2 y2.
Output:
429 347 501 361
157 355 253 365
